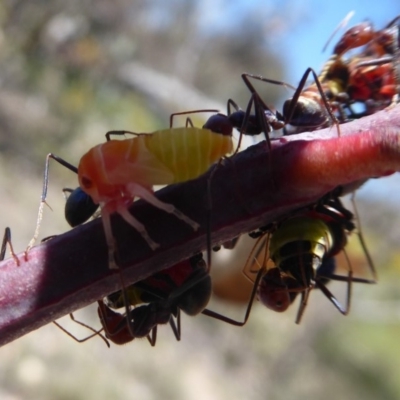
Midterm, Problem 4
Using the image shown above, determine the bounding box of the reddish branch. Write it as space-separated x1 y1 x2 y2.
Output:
0 105 400 346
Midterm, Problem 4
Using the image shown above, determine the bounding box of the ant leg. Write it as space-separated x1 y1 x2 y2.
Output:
235 94 256 153
146 326 158 347
242 233 270 282
62 188 73 198
111 271 186 348
165 268 210 305
243 69 340 135
26 154 78 256
115 269 149 342
201 266 264 326
68 313 108 342
204 162 224 271
168 311 181 341
205 172 213 271
312 249 354 317
115 205 159 251
1 227 19 265
229 95 250 153
350 193 378 281
324 274 376 284
126 183 200 231
227 92 272 154
355 56 393 68
294 288 311 324
176 309 181 340
242 73 297 92
106 130 151 141
242 73 286 145
169 109 219 128
286 67 341 136
316 279 350 316
384 14 400 28
53 313 110 347
338 248 353 315
227 99 241 114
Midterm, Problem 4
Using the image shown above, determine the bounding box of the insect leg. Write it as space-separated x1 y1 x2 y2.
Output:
126 183 200 231
315 281 349 315
294 288 312 324
350 193 378 281
53 313 110 348
1 227 19 265
116 205 159 251
201 266 265 326
99 206 122 269
146 326 158 347
168 310 181 341
169 109 219 128
105 130 147 141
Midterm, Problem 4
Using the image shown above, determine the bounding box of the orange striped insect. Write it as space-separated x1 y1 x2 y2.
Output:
27 125 233 269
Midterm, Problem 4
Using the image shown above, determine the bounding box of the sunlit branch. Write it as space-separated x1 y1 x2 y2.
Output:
0 105 399 346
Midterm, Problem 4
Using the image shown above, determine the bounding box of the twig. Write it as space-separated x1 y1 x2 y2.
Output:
0 105 399 346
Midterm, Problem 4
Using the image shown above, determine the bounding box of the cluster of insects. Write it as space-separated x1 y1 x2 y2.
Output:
2 14 398 347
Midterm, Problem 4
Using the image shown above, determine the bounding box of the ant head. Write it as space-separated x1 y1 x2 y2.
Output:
64 187 99 227
203 114 233 136
333 21 374 55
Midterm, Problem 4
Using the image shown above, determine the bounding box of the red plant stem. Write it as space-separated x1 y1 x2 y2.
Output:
0 105 399 346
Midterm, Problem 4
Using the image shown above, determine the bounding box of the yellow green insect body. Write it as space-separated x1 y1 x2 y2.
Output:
78 126 233 268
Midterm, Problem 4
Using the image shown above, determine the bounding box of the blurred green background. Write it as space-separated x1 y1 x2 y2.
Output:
1 1 400 399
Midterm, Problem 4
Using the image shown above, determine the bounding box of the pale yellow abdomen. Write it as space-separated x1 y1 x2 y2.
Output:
144 127 233 183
